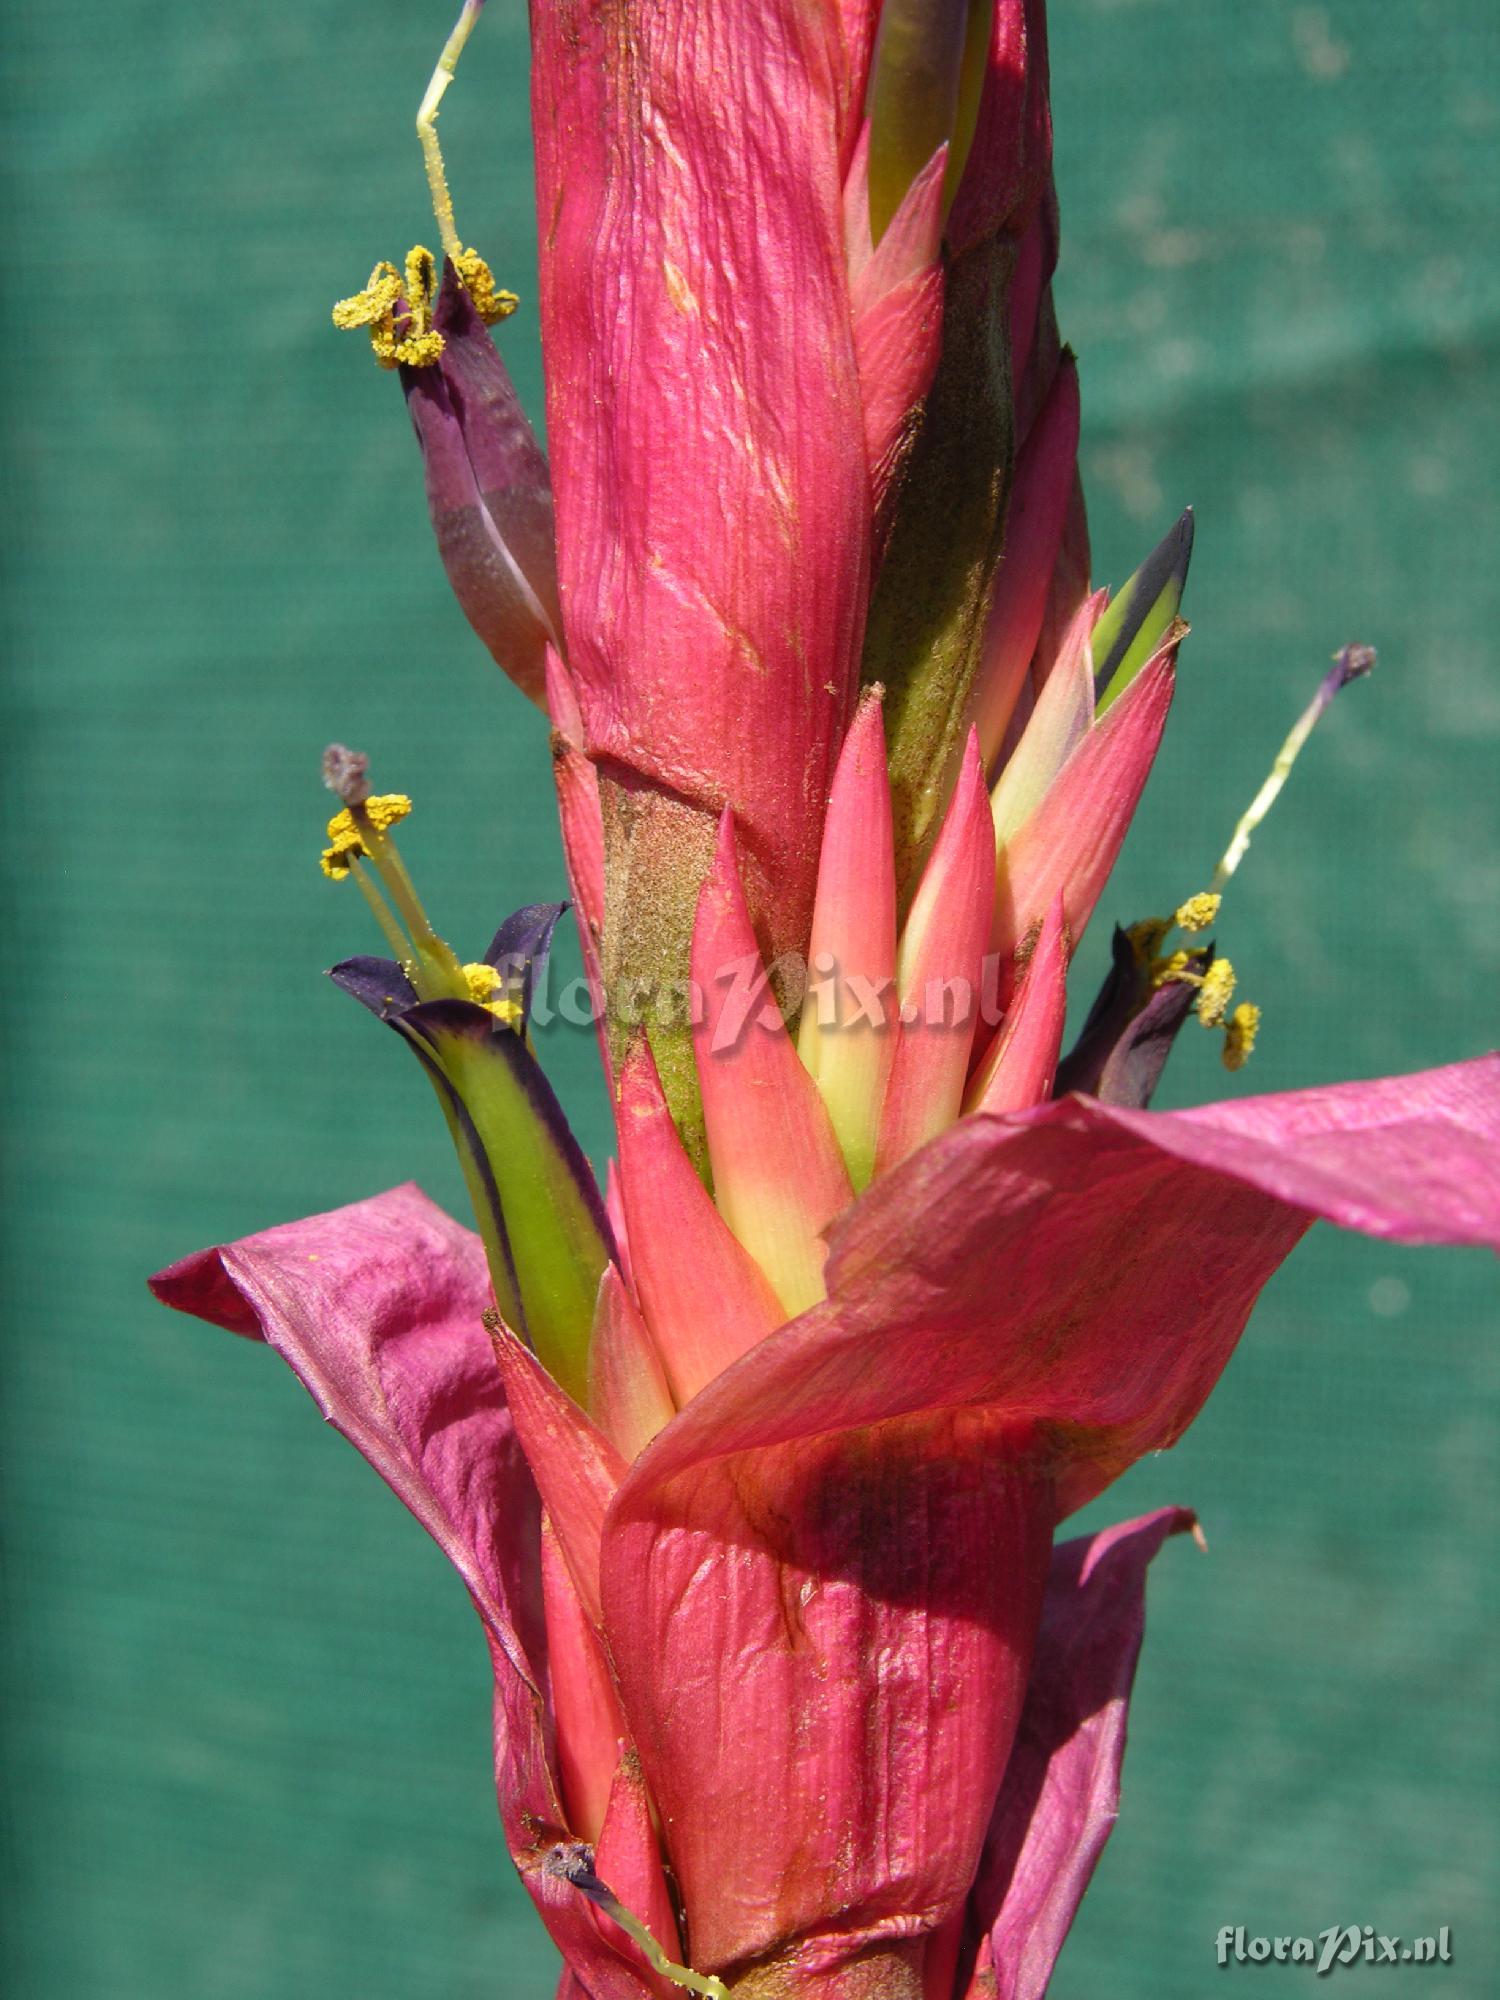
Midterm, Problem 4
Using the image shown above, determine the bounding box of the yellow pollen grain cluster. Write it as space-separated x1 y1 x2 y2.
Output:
1174 891 1221 934
361 793 412 833
320 808 364 881
453 247 518 325
332 250 445 370
318 795 410 879
1153 948 1196 986
463 961 502 1002
1195 956 1237 1028
1223 1001 1261 1071
331 263 401 331
463 962 524 1025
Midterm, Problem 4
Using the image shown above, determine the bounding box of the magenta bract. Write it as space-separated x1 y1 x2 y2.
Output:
153 1057 1500 1994
161 2 1500 1993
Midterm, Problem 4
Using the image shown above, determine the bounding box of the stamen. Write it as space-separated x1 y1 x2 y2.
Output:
315 751 467 996
334 8 518 368
332 249 445 370
542 1845 730 1999
330 262 402 333
1212 643 1375 891
1153 948 1197 986
1194 956 1236 1029
353 806 465 990
1223 1002 1261 1071
1174 891 1220 934
451 247 518 327
350 857 420 969
320 794 415 877
463 961 524 1025
417 0 488 263
324 795 413 854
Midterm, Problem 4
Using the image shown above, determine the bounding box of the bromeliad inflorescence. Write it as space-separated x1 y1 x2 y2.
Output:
152 7 1500 2000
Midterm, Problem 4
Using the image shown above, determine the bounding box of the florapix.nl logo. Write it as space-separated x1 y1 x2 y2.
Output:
1216 1926 1453 1974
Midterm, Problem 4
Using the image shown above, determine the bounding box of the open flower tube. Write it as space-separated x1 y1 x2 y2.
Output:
153 5 1500 1996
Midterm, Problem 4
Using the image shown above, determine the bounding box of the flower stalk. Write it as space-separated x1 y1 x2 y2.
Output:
149 8 1499 1998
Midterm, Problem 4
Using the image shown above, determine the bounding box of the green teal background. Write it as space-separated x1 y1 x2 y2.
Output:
5 0 1497 1992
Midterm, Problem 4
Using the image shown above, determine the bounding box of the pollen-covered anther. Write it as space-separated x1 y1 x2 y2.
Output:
360 793 413 834
452 247 519 326
332 248 446 370
331 261 403 331
1174 891 1221 934
1195 957 1237 1029
1223 1001 1261 1071
463 961 523 1024
319 795 412 878
319 813 365 881
1150 948 1200 989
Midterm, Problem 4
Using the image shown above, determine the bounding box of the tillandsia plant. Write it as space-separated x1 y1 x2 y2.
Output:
151 4 1500 1997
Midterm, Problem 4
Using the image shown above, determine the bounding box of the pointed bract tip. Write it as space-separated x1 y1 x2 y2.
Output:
1092 509 1196 709
842 681 889 756
947 724 988 820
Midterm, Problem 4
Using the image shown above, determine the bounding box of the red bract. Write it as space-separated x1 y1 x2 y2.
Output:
533 0 871 977
153 1060 1500 1995
169 2 1499 1993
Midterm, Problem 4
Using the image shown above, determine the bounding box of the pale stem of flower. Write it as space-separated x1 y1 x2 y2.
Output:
348 855 419 967
416 0 487 261
352 810 465 985
1212 642 1376 891
543 1844 730 1999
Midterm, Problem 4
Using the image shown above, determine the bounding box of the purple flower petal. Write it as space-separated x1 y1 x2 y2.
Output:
962 1507 1197 2000
327 953 420 1020
149 1184 659 1999
483 899 569 1020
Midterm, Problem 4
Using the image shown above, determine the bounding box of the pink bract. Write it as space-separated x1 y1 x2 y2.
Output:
153 1056 1500 1994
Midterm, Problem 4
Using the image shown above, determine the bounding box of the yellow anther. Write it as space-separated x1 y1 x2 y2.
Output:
403 247 439 316
333 249 445 370
324 810 361 853
463 961 524 1024
453 247 518 325
362 793 413 833
319 809 365 880
1195 957 1237 1029
332 261 403 331
1153 948 1197 987
1174 891 1221 934
320 796 411 878
1222 1001 1261 1071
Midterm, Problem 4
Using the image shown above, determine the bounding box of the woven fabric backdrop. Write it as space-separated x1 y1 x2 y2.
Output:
5 1 1497 1993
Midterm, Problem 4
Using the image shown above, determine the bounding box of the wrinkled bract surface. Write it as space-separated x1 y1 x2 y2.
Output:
159 2 1500 1993
154 1056 1500 1989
